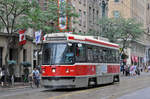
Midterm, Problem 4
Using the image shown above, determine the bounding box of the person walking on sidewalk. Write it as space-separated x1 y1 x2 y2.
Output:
0 67 5 87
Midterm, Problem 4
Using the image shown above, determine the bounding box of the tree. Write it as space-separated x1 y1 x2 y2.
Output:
0 0 37 83
23 0 78 66
99 17 144 57
0 0 78 83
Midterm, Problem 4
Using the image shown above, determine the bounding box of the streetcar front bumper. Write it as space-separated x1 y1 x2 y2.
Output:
42 77 76 89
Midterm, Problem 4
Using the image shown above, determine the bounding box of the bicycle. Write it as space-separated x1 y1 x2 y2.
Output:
29 76 40 88
34 77 40 88
29 76 33 88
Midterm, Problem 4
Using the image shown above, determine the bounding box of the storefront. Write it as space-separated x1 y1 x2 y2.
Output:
0 33 37 81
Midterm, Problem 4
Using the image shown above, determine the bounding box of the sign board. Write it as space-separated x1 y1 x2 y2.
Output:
58 0 68 30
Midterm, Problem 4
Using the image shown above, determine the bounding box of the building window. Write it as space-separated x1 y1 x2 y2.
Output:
33 50 37 59
113 11 120 18
101 1 106 17
79 0 81 4
43 0 48 10
23 49 27 62
147 3 150 10
83 0 86 6
93 9 95 24
9 49 17 60
147 27 150 33
89 7 92 24
114 0 119 2
83 11 86 27
0 47 2 67
79 9 82 26
73 29 75 33
79 30 81 33
96 10 99 25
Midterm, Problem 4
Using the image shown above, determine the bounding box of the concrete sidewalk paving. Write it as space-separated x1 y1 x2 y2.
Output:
0 72 150 91
120 71 150 77
0 82 31 91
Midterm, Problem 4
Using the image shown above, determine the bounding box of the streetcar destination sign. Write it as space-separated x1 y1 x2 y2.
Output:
46 37 67 41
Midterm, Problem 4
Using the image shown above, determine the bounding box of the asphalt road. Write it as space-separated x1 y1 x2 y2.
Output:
0 72 150 99
118 87 150 99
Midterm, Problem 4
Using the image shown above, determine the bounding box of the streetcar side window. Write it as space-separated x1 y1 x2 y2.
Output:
116 50 120 63
87 46 93 62
65 43 75 63
93 47 99 63
102 49 108 63
42 44 51 65
75 43 86 62
108 49 113 63
98 48 103 63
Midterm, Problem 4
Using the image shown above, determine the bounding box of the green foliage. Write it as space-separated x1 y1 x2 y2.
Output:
0 0 37 33
99 17 144 41
0 0 78 35
99 17 144 52
24 0 78 34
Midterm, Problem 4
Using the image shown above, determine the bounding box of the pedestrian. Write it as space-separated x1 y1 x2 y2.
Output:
0 67 5 86
130 65 135 76
121 65 125 75
125 65 130 76
136 66 140 75
24 67 29 83
32 68 40 88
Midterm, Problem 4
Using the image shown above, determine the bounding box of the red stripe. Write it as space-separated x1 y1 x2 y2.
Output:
41 65 120 77
68 36 119 48
107 65 120 73
85 38 119 48
68 36 74 40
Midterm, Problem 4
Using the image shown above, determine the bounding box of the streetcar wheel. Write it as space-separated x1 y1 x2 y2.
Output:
113 75 120 82
88 78 97 87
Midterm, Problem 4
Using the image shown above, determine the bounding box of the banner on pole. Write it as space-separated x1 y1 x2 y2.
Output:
19 30 26 45
35 30 42 44
58 0 68 31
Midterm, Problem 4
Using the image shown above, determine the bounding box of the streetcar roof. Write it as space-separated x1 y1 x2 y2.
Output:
44 33 119 48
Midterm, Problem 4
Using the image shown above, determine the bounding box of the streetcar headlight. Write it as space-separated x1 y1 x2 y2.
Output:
52 68 56 73
42 70 45 74
42 69 45 74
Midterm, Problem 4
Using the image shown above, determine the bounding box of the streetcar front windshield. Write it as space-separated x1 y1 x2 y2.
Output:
42 43 74 65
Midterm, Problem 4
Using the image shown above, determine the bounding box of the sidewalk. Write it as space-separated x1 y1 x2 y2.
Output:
120 71 150 77
0 82 31 91
1 72 150 91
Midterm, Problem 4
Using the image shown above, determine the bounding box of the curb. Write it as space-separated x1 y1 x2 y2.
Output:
0 83 31 91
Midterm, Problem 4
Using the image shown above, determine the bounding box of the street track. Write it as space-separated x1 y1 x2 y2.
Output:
0 73 150 99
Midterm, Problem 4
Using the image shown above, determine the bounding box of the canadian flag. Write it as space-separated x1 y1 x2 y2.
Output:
19 29 26 45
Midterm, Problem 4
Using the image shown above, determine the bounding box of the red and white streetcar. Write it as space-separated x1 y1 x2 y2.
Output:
41 33 120 89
